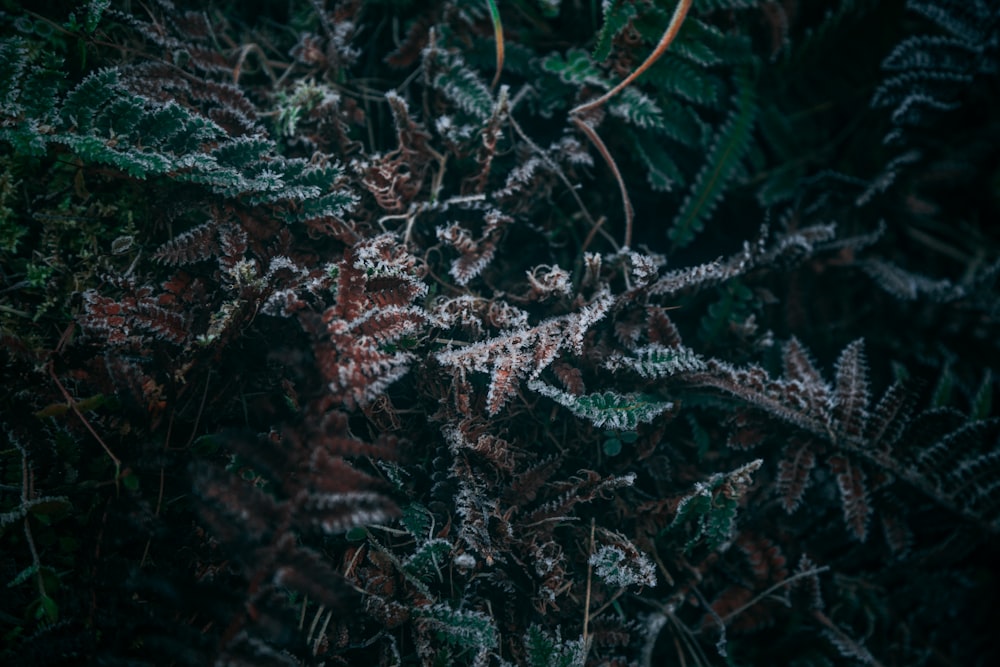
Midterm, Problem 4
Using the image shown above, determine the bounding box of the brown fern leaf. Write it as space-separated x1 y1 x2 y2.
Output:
552 361 585 395
384 12 433 67
80 281 191 346
436 210 509 286
192 464 285 545
436 292 613 415
736 532 788 583
832 339 870 439
791 554 825 611
153 219 219 265
878 496 914 558
504 454 563 505
520 470 635 527
726 410 768 450
707 585 776 634
827 454 871 541
351 306 427 342
387 90 433 160
217 221 249 272
317 326 416 408
776 438 817 513
782 336 828 393
133 300 190 345
614 316 644 347
486 351 529 415
695 359 827 435
332 251 368 322
272 536 358 613
646 305 683 348
765 338 829 426
308 455 386 495
864 380 917 449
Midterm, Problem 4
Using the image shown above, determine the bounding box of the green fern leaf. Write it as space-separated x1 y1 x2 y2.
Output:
609 88 667 129
417 603 498 653
624 126 685 191
61 68 119 132
0 38 63 154
524 625 586 667
668 459 762 552
529 380 672 430
644 53 724 106
593 1 638 63
671 19 728 66
428 48 494 121
669 71 758 247
403 538 453 580
693 0 757 11
971 369 993 421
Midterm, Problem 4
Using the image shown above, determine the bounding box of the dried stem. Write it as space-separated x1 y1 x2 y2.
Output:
572 116 634 248
48 361 121 492
569 0 693 117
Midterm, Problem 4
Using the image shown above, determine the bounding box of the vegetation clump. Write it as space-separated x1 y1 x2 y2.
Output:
2 1 999 665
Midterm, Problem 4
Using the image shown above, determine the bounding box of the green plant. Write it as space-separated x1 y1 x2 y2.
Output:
1 1 998 665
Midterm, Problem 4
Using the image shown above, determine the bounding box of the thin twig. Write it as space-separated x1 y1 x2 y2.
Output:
569 0 693 117
718 565 831 625
566 0 692 249
506 112 619 251
48 361 121 492
486 0 505 89
582 518 596 647
19 445 46 599
572 116 634 248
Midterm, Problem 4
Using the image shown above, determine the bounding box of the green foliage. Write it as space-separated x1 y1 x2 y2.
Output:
669 70 758 247
529 380 673 430
523 625 586 667
2 1 999 665
416 603 498 657
668 459 762 552
425 42 494 121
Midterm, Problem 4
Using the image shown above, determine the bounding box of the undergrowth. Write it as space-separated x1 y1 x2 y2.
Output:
2 0 999 665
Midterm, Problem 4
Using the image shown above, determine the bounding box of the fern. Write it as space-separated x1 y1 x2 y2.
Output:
425 41 494 121
604 343 707 378
416 603 498 657
529 380 674 430
524 625 587 667
669 459 763 552
669 70 758 247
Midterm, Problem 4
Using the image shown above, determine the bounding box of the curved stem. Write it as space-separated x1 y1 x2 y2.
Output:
573 116 634 248
570 0 692 117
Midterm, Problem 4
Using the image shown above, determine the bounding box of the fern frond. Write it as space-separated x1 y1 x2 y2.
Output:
425 44 494 121
436 292 613 415
776 439 817 513
416 603 498 655
864 381 917 449
827 454 871 541
153 219 218 265
523 625 587 667
608 88 668 129
604 344 706 378
528 380 673 430
831 339 870 440
293 491 396 535
669 70 757 247
642 53 723 106
669 459 763 552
